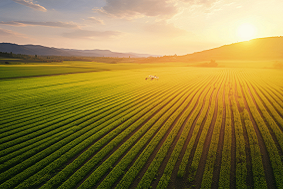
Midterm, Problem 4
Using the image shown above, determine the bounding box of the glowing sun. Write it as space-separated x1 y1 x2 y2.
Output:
237 23 256 41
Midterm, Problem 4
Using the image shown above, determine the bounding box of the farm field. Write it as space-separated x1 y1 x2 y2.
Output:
0 61 185 79
1 64 283 189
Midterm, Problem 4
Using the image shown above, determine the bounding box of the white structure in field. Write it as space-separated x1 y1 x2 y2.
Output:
145 75 159 80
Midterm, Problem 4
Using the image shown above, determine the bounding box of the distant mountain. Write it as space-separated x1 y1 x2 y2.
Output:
179 37 283 61
0 43 153 58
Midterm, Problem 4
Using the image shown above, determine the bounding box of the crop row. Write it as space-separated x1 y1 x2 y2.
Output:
0 78 179 188
155 75 217 189
137 74 217 189
218 74 232 189
200 73 226 188
18 71 204 189
237 73 283 188
41 77 196 189
114 74 217 189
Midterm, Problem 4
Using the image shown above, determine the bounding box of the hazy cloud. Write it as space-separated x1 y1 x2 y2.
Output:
11 0 47 12
0 21 79 28
0 28 26 38
62 29 121 39
94 0 178 18
144 21 188 37
180 0 220 5
87 17 104 25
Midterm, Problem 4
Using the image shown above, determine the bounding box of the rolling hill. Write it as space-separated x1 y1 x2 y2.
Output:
0 43 152 58
179 37 283 61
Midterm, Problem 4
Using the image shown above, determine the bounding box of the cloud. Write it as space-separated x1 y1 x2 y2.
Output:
0 28 27 38
144 21 188 37
180 0 220 6
12 0 47 12
0 21 79 28
62 29 121 39
87 17 104 25
177 0 226 15
93 0 178 19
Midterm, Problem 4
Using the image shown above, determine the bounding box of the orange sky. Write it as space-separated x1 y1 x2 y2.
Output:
0 0 283 56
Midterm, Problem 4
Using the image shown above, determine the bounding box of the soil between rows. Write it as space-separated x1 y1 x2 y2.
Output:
150 76 214 189
238 76 276 189
92 83 195 188
128 82 205 189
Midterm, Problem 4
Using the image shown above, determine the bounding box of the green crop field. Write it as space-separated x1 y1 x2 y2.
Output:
1 62 283 189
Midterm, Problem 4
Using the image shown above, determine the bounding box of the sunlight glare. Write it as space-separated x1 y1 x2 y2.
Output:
237 23 256 41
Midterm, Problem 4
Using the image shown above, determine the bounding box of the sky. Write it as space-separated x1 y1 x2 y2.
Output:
0 0 283 56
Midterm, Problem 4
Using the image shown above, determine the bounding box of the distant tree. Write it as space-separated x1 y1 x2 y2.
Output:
208 59 218 67
197 60 218 67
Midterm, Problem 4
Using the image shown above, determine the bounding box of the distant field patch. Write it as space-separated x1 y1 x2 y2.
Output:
0 64 107 79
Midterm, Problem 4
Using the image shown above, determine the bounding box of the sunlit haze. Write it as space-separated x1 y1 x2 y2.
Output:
0 0 283 55
237 23 256 41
